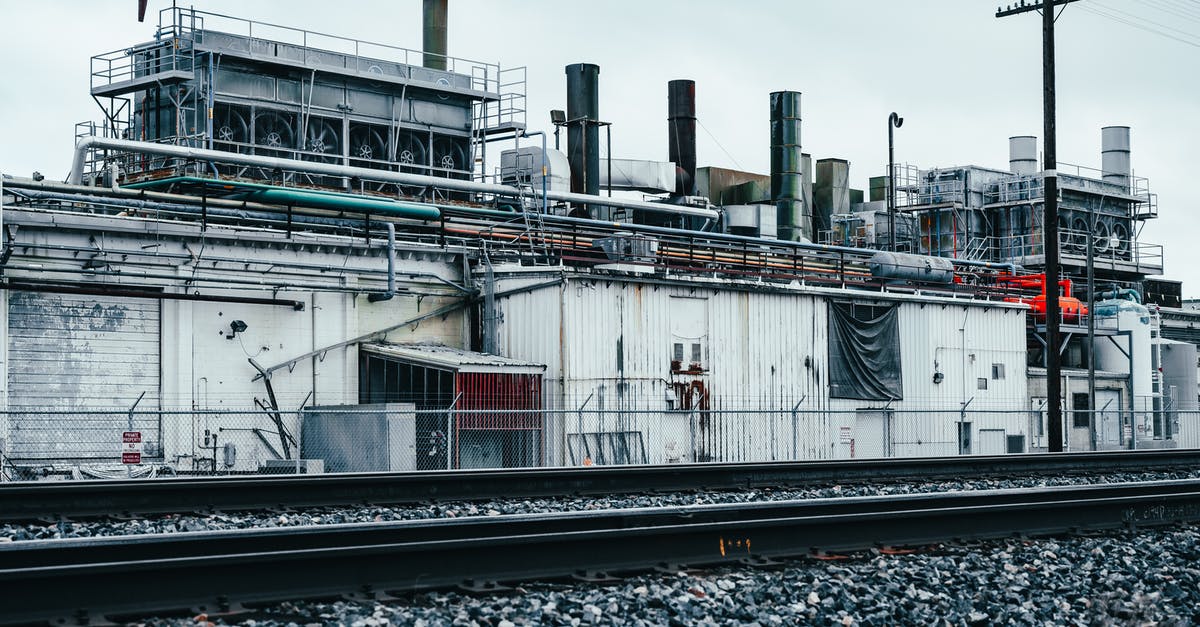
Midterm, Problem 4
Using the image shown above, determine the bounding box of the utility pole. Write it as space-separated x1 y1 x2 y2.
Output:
996 0 1078 452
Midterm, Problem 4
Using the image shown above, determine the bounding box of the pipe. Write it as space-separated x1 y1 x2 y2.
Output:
7 186 389 232
368 222 396 302
68 137 718 220
123 176 440 220
4 281 305 310
1098 288 1141 303
422 0 449 71
519 130 549 215
668 79 697 197
446 204 1020 275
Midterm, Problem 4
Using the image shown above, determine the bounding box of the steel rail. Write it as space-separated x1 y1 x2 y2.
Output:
2 480 1200 624
3 449 1200 522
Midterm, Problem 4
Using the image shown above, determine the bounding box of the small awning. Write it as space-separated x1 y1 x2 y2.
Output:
360 343 545 375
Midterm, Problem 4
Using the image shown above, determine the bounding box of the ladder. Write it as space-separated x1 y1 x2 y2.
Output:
963 237 990 261
517 183 552 263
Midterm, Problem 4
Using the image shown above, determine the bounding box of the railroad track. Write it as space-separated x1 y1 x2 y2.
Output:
4 449 1200 522
3 479 1200 625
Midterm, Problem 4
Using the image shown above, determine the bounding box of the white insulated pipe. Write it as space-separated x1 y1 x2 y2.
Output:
1008 136 1038 175
69 137 719 221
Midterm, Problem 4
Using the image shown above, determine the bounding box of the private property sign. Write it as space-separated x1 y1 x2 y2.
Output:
122 431 143 464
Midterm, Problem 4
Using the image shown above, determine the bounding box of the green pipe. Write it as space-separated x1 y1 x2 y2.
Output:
123 176 440 221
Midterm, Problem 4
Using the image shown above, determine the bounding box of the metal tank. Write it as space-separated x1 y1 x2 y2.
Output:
1160 340 1199 448
869 251 955 284
770 91 808 242
1095 297 1153 442
1101 126 1131 191
1008 136 1037 175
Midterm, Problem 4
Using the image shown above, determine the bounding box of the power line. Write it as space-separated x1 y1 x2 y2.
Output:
1075 1 1200 46
1091 0 1200 40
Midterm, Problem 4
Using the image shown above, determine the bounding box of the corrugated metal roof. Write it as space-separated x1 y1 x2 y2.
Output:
361 342 545 373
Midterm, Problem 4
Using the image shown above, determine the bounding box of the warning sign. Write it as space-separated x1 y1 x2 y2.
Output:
122 431 143 465
839 426 853 444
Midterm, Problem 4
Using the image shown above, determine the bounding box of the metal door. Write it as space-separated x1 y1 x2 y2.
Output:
1096 390 1122 446
978 429 1007 455
6 292 161 460
853 409 892 458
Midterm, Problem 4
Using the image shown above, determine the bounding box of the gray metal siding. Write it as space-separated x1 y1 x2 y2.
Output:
6 293 161 460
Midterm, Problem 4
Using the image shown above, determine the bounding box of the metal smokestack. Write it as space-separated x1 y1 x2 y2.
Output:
1101 126 1131 190
422 0 448 71
566 63 601 207
770 91 807 241
1009 135 1038 175
668 79 696 197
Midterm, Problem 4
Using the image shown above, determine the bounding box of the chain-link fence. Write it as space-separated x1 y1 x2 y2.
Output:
0 406 1194 481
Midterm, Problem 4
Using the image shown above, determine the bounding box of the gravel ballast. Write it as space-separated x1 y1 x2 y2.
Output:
131 525 1200 626
4 469 1200 542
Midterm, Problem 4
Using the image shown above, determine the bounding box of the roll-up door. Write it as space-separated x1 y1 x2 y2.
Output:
7 292 161 461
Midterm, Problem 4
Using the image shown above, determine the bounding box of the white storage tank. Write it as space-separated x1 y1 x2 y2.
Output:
1094 297 1154 441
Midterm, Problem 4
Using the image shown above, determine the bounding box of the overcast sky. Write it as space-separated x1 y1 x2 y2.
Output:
1 1 1197 292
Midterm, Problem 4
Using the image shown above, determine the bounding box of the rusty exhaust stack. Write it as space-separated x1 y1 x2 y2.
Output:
423 0 448 71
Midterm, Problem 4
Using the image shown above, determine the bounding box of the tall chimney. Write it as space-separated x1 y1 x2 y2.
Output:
566 63 601 207
1009 136 1038 175
422 0 448 71
668 79 697 197
1101 126 1131 191
770 91 807 241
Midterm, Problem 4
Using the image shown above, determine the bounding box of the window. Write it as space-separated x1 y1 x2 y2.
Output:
673 343 684 362
977 377 988 390
1072 392 1091 428
691 342 702 365
992 363 1006 380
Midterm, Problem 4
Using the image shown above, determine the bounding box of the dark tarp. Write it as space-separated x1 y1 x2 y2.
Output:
828 302 903 400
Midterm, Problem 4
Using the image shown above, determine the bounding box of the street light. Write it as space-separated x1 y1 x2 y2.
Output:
887 112 904 252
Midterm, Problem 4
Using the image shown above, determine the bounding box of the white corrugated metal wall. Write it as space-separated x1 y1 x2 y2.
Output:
6 292 161 459
494 269 1030 464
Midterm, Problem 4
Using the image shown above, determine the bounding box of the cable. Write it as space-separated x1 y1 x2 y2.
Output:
1091 0 1200 39
696 119 744 171
1078 3 1200 47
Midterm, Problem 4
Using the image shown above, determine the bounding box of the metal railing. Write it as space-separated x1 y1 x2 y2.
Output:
2 405 1192 481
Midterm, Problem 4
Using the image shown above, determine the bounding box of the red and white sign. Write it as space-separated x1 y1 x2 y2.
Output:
839 426 853 444
122 431 143 465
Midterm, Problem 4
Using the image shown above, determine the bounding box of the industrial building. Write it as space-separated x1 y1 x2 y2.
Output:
0 3 1193 476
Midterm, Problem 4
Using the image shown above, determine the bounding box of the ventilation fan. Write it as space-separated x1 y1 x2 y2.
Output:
431 136 468 178
1111 222 1131 257
212 104 250 153
349 124 389 169
395 132 428 173
253 110 297 159
1092 220 1111 254
304 117 342 164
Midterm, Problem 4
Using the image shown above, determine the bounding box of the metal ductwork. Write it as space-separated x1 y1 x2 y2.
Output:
814 158 850 237
422 0 448 71
1101 126 1131 190
1009 135 1038 175
770 91 807 241
565 63 601 209
668 79 696 197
